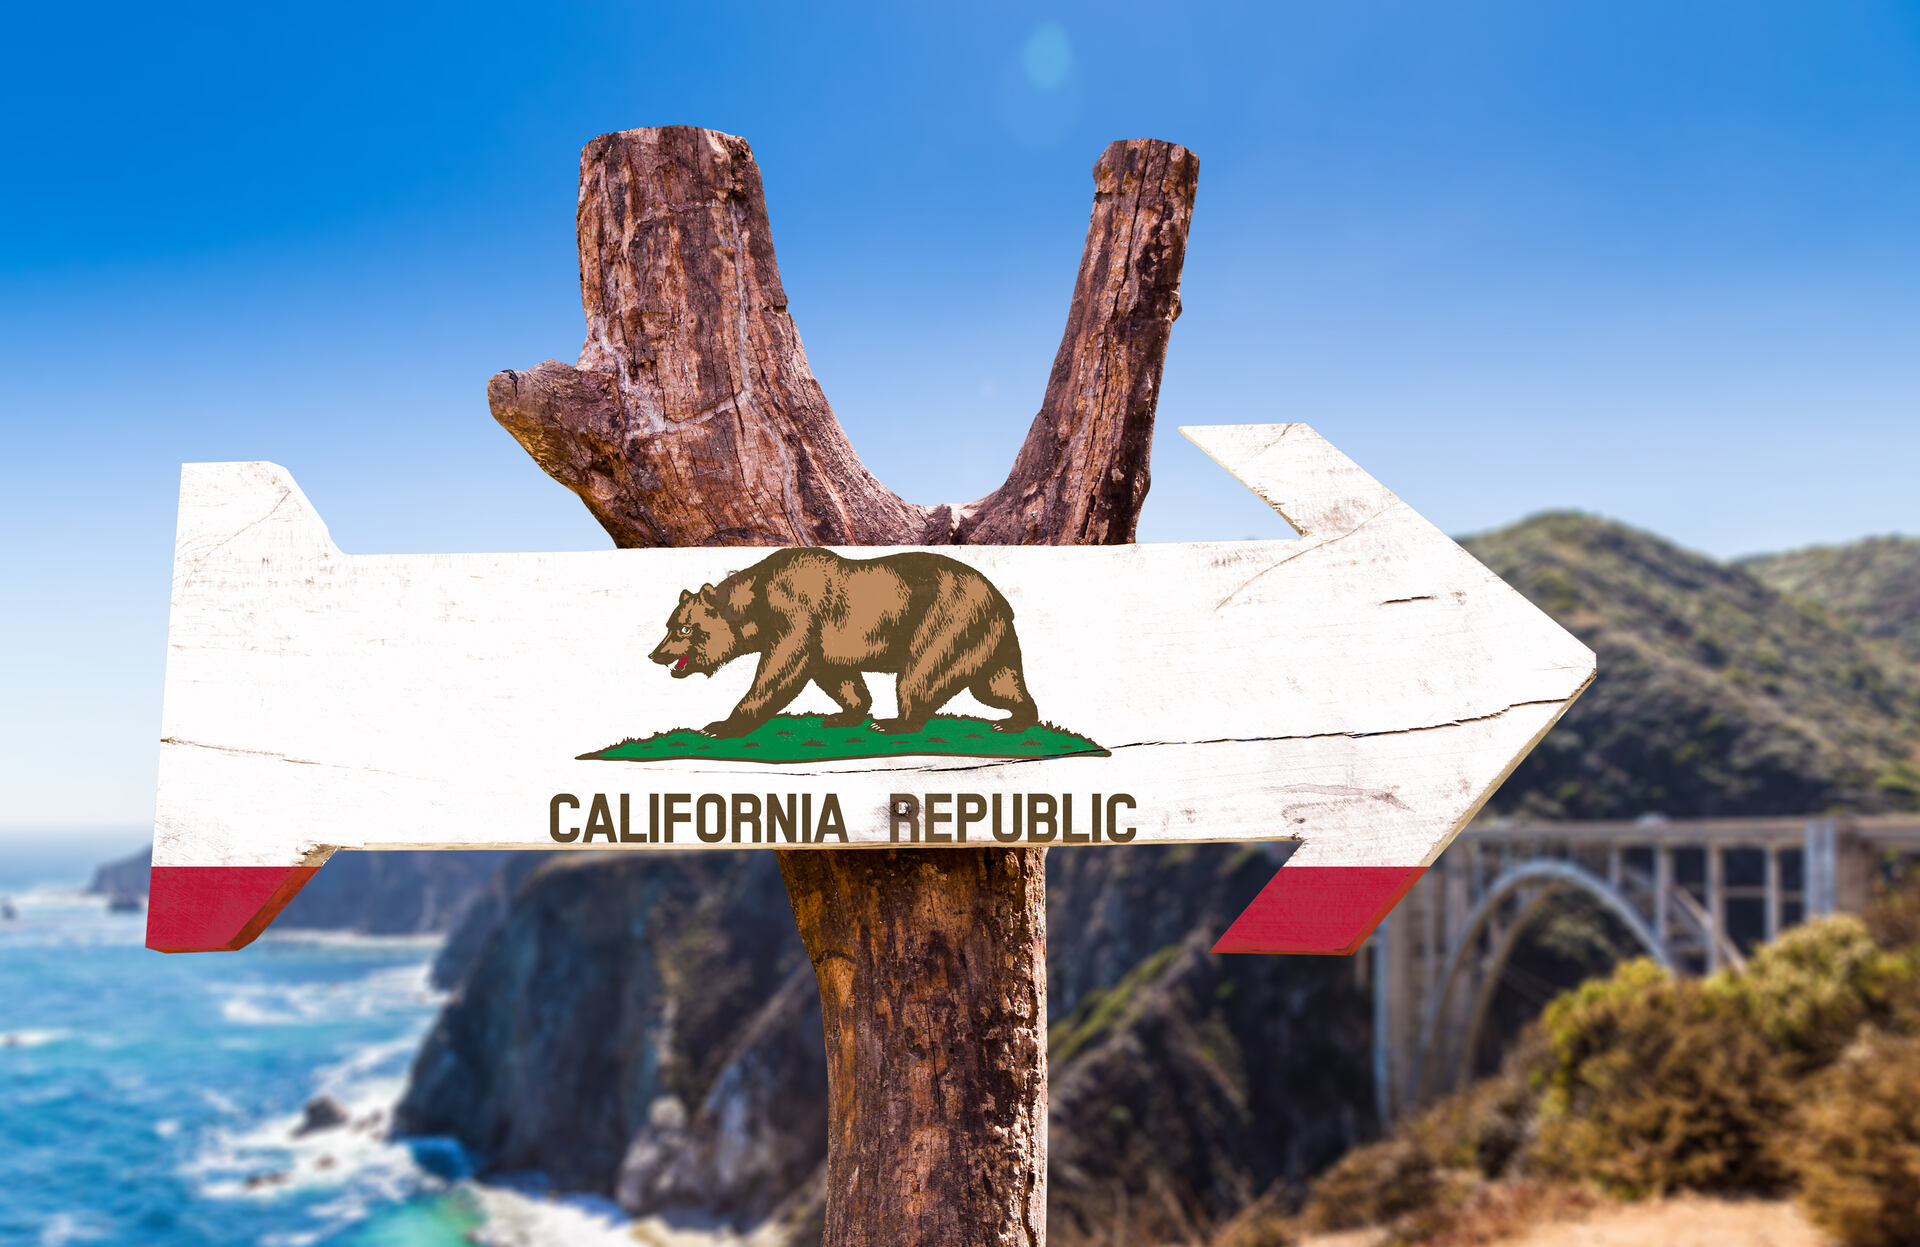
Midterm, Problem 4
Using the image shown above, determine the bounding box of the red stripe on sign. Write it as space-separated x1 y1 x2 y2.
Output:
146 865 320 953
1211 864 1427 955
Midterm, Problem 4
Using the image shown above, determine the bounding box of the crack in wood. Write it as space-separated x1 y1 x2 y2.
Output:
159 736 404 777
188 487 296 569
1212 506 1390 610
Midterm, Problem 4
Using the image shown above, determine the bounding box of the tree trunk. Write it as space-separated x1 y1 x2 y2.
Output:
491 124 1197 1245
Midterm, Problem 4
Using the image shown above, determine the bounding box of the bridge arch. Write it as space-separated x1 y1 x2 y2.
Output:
1412 860 1671 1102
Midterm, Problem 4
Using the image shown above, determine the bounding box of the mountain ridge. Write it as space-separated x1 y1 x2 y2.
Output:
1740 534 1920 660
1466 512 1920 819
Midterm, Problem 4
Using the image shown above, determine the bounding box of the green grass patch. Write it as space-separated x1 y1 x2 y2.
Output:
1051 943 1183 1064
580 712 1108 765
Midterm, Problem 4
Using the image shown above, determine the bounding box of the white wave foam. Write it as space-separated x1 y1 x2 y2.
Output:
315 1034 418 1094
37 1211 108 1246
259 1232 322 1247
213 959 442 1028
199 1087 242 1116
262 929 444 952
184 1110 426 1206
183 1018 435 1214
465 1187 636 1247
12 884 93 902
1 1028 71 1050
464 1184 795 1247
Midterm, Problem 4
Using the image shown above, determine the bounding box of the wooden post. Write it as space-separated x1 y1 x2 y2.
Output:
490 126 1198 1245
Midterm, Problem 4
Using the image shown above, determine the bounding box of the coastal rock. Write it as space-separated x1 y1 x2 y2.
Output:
294 1095 349 1137
84 849 148 900
612 965 827 1225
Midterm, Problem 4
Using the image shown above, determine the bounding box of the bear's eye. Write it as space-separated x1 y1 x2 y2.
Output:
677 625 692 636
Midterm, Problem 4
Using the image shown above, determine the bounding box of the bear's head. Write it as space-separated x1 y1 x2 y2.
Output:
649 584 740 679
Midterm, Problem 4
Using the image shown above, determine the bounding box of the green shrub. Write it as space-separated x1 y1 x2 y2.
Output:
1721 914 1915 1069
1530 957 1791 1196
1793 1029 1920 1247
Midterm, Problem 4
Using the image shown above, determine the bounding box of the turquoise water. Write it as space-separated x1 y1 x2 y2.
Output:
0 882 630 1247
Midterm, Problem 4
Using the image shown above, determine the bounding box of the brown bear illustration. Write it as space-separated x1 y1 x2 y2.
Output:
648 548 1039 739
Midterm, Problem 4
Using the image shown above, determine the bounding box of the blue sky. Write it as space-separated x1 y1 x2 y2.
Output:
3 1 1919 845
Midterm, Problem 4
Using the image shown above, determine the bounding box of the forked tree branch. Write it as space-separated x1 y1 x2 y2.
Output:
491 126 1196 551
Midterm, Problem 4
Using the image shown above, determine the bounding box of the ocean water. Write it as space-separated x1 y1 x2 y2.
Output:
0 886 643 1247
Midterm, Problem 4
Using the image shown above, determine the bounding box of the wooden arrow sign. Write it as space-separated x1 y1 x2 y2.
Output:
148 423 1594 956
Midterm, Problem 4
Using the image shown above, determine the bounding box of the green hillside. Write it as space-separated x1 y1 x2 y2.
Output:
1466 514 1920 818
1741 535 1920 662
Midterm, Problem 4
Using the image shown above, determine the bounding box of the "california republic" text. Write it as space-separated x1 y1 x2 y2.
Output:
548 792 1138 845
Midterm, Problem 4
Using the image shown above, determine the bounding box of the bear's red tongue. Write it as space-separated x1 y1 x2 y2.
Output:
675 656 690 671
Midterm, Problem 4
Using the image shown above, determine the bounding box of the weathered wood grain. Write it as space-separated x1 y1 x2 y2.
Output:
155 429 1593 870
779 847 1047 1247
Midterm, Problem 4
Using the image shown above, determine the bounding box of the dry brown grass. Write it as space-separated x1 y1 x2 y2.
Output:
1293 1194 1825 1247
1791 1028 1920 1247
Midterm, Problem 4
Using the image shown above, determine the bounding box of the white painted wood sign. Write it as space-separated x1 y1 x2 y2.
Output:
148 425 1594 956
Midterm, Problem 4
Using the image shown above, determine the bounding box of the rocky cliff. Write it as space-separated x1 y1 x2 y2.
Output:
1045 844 1372 1243
394 851 827 1229
394 843 1371 1243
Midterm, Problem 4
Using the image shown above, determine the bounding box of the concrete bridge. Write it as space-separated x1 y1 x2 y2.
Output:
1368 815 1920 1124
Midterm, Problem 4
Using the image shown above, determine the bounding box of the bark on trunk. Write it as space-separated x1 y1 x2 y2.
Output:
779 848 1049 1246
491 124 1197 1245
